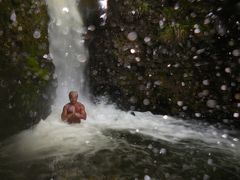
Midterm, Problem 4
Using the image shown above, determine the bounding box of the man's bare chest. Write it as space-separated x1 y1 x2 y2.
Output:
67 104 81 113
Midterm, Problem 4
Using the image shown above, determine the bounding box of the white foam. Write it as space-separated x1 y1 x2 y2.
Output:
46 0 89 106
1 102 239 161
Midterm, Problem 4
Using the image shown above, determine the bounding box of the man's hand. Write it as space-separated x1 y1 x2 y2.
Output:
67 113 75 119
61 103 87 123
75 113 84 119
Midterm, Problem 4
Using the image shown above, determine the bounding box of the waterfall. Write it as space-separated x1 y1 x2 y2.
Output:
46 0 89 106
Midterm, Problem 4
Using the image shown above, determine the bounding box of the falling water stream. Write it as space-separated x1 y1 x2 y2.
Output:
0 0 240 179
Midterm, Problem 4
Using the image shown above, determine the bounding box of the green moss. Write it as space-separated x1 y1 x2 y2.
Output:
159 24 189 43
136 1 150 14
26 56 49 80
159 26 175 43
161 7 176 19
156 0 214 43
0 0 55 138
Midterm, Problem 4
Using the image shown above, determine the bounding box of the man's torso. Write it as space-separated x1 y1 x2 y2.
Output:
66 102 83 114
66 102 83 123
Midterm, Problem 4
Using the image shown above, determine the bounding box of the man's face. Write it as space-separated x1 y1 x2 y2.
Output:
69 93 78 104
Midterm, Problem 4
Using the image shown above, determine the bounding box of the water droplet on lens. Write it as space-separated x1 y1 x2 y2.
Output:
177 101 183 106
232 49 240 57
135 57 141 62
127 32 137 41
202 80 209 86
10 10 17 22
144 175 151 180
174 2 180 10
143 99 150 105
222 134 227 139
220 85 227 91
159 20 164 29
144 37 151 43
88 25 96 31
148 144 153 149
76 54 87 63
163 115 168 119
233 138 239 142
129 96 137 104
62 7 69 13
130 49 136 54
233 113 239 118
204 18 210 25
203 174 210 180
159 148 167 155
43 54 48 59
207 159 213 165
195 113 201 117
33 29 41 39
206 99 217 108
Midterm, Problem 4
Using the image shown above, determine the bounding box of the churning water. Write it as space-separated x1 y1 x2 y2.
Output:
0 0 240 179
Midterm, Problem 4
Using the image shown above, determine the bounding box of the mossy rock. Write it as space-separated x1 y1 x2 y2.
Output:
0 0 56 139
88 0 240 125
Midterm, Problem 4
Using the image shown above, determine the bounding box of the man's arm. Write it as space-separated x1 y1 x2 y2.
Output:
75 104 87 120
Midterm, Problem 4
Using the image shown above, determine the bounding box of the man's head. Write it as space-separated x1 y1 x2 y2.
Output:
69 91 78 104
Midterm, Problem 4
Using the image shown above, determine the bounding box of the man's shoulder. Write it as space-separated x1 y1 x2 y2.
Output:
77 102 85 107
64 103 71 108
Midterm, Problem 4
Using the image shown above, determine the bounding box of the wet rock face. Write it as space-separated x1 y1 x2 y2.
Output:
88 0 240 124
0 0 56 139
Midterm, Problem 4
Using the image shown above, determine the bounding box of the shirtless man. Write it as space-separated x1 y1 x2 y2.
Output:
61 91 87 123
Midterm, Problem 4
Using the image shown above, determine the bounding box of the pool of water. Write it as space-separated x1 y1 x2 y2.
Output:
0 105 239 180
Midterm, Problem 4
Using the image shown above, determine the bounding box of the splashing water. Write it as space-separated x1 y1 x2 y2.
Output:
46 0 89 106
98 0 108 25
0 0 240 179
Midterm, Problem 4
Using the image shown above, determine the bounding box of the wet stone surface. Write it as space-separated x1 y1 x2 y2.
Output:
88 0 240 126
0 0 56 139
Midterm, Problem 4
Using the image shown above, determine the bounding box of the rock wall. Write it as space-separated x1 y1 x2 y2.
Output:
0 0 56 139
88 0 240 125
